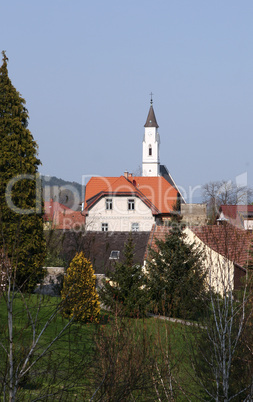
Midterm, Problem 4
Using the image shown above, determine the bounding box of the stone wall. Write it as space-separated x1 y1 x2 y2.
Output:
181 203 207 227
35 267 105 297
35 267 65 296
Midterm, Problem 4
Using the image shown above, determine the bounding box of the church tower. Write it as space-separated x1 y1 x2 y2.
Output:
142 96 160 176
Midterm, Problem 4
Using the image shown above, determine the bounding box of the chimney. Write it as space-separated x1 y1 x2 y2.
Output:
124 171 129 179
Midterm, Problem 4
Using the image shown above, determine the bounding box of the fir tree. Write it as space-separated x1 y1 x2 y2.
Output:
0 51 46 291
61 252 100 322
146 222 206 320
99 235 148 318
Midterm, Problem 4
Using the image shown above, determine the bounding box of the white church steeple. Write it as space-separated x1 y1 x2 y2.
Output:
142 95 160 176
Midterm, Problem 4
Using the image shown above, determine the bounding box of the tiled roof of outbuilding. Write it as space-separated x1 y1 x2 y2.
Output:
59 231 151 274
44 200 85 230
144 224 253 270
219 205 253 229
191 225 253 269
144 224 172 259
220 205 253 219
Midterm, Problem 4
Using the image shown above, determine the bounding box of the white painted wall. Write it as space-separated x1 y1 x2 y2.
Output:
184 227 234 295
142 126 160 176
244 220 253 230
86 195 155 232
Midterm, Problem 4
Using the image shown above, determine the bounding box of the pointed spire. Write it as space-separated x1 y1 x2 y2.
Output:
144 94 159 128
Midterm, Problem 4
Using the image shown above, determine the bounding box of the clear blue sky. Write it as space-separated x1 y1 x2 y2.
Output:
1 0 253 201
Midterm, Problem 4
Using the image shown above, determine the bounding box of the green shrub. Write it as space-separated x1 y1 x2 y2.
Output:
61 252 100 323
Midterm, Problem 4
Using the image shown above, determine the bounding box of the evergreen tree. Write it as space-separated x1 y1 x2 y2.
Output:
146 222 206 319
61 252 100 323
0 51 46 291
99 235 148 318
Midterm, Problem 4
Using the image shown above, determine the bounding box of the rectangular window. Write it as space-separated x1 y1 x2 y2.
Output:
131 223 139 231
128 199 135 210
106 198 113 210
109 250 120 260
101 223 108 232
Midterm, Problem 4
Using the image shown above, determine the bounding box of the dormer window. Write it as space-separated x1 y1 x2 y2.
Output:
149 145 152 156
109 250 120 260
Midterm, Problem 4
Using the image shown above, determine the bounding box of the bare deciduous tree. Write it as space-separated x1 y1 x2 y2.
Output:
91 308 189 401
202 180 253 223
186 225 253 401
0 246 92 401
91 311 154 401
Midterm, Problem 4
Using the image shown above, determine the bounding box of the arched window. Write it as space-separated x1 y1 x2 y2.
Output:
149 145 152 156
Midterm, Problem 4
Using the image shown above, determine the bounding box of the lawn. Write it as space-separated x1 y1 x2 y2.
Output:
0 294 202 401
92 314 203 401
0 293 96 400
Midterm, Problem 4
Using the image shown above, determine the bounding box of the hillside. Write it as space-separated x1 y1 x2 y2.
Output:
41 175 82 211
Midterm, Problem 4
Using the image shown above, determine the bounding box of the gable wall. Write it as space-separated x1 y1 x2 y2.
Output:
184 227 235 295
86 196 155 231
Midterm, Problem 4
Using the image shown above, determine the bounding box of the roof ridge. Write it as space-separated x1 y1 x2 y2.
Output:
104 176 125 191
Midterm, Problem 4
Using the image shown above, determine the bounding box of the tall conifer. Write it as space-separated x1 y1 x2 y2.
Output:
99 235 148 317
146 221 206 319
0 51 46 291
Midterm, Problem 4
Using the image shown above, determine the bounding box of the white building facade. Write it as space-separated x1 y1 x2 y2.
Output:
85 195 155 232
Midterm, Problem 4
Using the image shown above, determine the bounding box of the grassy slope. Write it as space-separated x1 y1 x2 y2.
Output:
0 295 202 400
93 315 203 401
0 294 95 400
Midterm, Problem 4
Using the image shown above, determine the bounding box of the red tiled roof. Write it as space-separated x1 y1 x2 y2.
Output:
44 200 73 217
85 177 119 204
85 176 178 215
144 224 172 259
44 199 85 230
220 205 253 219
129 177 178 214
219 205 237 220
93 176 138 197
219 205 253 229
144 224 253 269
55 210 85 230
192 225 253 269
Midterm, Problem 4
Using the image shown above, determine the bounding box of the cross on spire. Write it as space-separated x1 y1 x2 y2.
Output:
150 92 153 105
